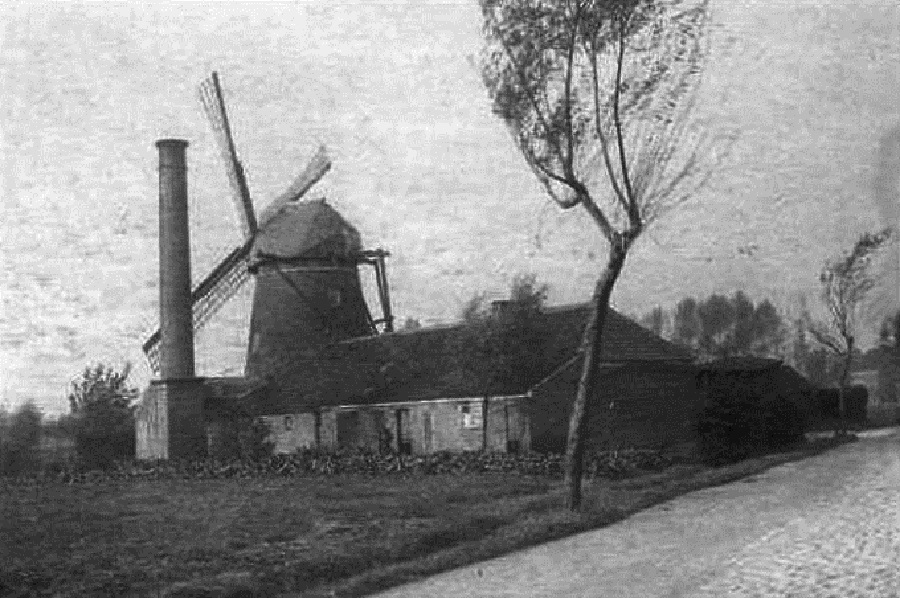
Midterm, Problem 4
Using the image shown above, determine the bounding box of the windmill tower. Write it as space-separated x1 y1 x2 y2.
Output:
141 72 393 381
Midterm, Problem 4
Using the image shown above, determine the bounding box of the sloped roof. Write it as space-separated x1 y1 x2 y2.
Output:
538 304 694 364
854 345 900 373
240 303 693 414
250 198 362 262
695 357 783 371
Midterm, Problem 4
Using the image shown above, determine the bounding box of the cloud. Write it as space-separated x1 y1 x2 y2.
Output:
873 126 900 314
874 125 900 229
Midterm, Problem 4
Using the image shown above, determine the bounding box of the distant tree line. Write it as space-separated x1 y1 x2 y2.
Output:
637 292 844 388
639 285 896 395
638 291 785 361
0 363 142 477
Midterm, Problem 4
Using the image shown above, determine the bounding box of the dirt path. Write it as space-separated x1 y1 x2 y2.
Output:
371 430 900 598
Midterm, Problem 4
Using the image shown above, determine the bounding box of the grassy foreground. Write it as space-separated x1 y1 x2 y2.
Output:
1 438 847 598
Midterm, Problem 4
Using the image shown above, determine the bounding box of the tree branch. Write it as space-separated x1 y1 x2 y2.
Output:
576 187 616 242
495 26 570 178
587 30 629 216
612 13 640 228
563 1 584 180
807 323 846 356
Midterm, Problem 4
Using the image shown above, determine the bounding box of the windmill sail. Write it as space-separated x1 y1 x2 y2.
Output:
143 72 335 373
257 145 331 227
199 72 258 240
142 147 332 372
142 241 253 372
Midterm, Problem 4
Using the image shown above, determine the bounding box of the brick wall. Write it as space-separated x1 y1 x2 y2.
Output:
314 396 530 455
427 401 484 452
598 365 704 450
166 379 208 459
319 410 338 450
136 383 167 459
865 364 898 425
136 379 207 460
260 413 317 453
484 399 530 452
527 361 702 453
876 365 899 405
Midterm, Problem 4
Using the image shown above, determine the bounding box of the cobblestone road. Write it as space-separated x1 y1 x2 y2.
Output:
372 430 900 598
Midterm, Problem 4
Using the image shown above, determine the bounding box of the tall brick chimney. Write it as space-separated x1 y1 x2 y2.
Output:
140 139 207 460
157 139 195 379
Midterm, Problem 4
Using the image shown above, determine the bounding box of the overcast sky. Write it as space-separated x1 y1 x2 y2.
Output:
1 0 898 413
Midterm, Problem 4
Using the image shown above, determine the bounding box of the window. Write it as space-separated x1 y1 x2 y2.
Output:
284 416 293 431
328 289 342 307
460 402 483 429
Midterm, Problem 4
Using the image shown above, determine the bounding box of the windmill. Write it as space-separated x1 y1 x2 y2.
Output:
142 72 394 379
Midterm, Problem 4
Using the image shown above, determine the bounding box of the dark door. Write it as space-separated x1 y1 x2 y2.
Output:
395 409 412 455
336 411 360 449
505 405 520 454
423 411 433 454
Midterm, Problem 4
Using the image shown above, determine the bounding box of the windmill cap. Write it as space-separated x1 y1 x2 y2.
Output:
251 198 362 261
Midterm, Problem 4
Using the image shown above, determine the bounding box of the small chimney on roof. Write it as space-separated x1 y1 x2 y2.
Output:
491 299 514 318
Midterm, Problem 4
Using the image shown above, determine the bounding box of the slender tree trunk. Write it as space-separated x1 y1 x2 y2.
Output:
482 396 489 452
837 338 854 436
564 244 629 511
836 370 847 437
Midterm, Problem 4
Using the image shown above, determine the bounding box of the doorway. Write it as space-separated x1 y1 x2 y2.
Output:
395 408 412 454
423 411 433 454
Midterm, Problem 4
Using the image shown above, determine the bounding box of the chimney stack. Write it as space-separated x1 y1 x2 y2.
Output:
156 139 195 380
491 299 514 318
137 139 206 460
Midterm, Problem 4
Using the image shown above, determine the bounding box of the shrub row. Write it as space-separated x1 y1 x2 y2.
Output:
0 448 672 486
697 393 807 466
812 387 868 423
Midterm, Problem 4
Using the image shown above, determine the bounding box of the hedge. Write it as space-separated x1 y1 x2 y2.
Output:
0 447 672 486
697 377 808 466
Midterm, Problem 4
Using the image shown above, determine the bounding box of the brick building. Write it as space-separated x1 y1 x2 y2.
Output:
178 304 700 456
850 345 899 426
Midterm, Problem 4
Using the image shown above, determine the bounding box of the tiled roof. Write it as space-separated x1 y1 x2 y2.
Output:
538 304 694 364
235 303 693 414
695 357 783 371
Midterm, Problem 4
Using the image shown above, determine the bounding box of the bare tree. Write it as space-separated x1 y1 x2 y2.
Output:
672 296 701 349
477 0 726 509
808 229 893 436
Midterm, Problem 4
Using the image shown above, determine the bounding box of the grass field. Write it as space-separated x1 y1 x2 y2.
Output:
0 440 845 598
